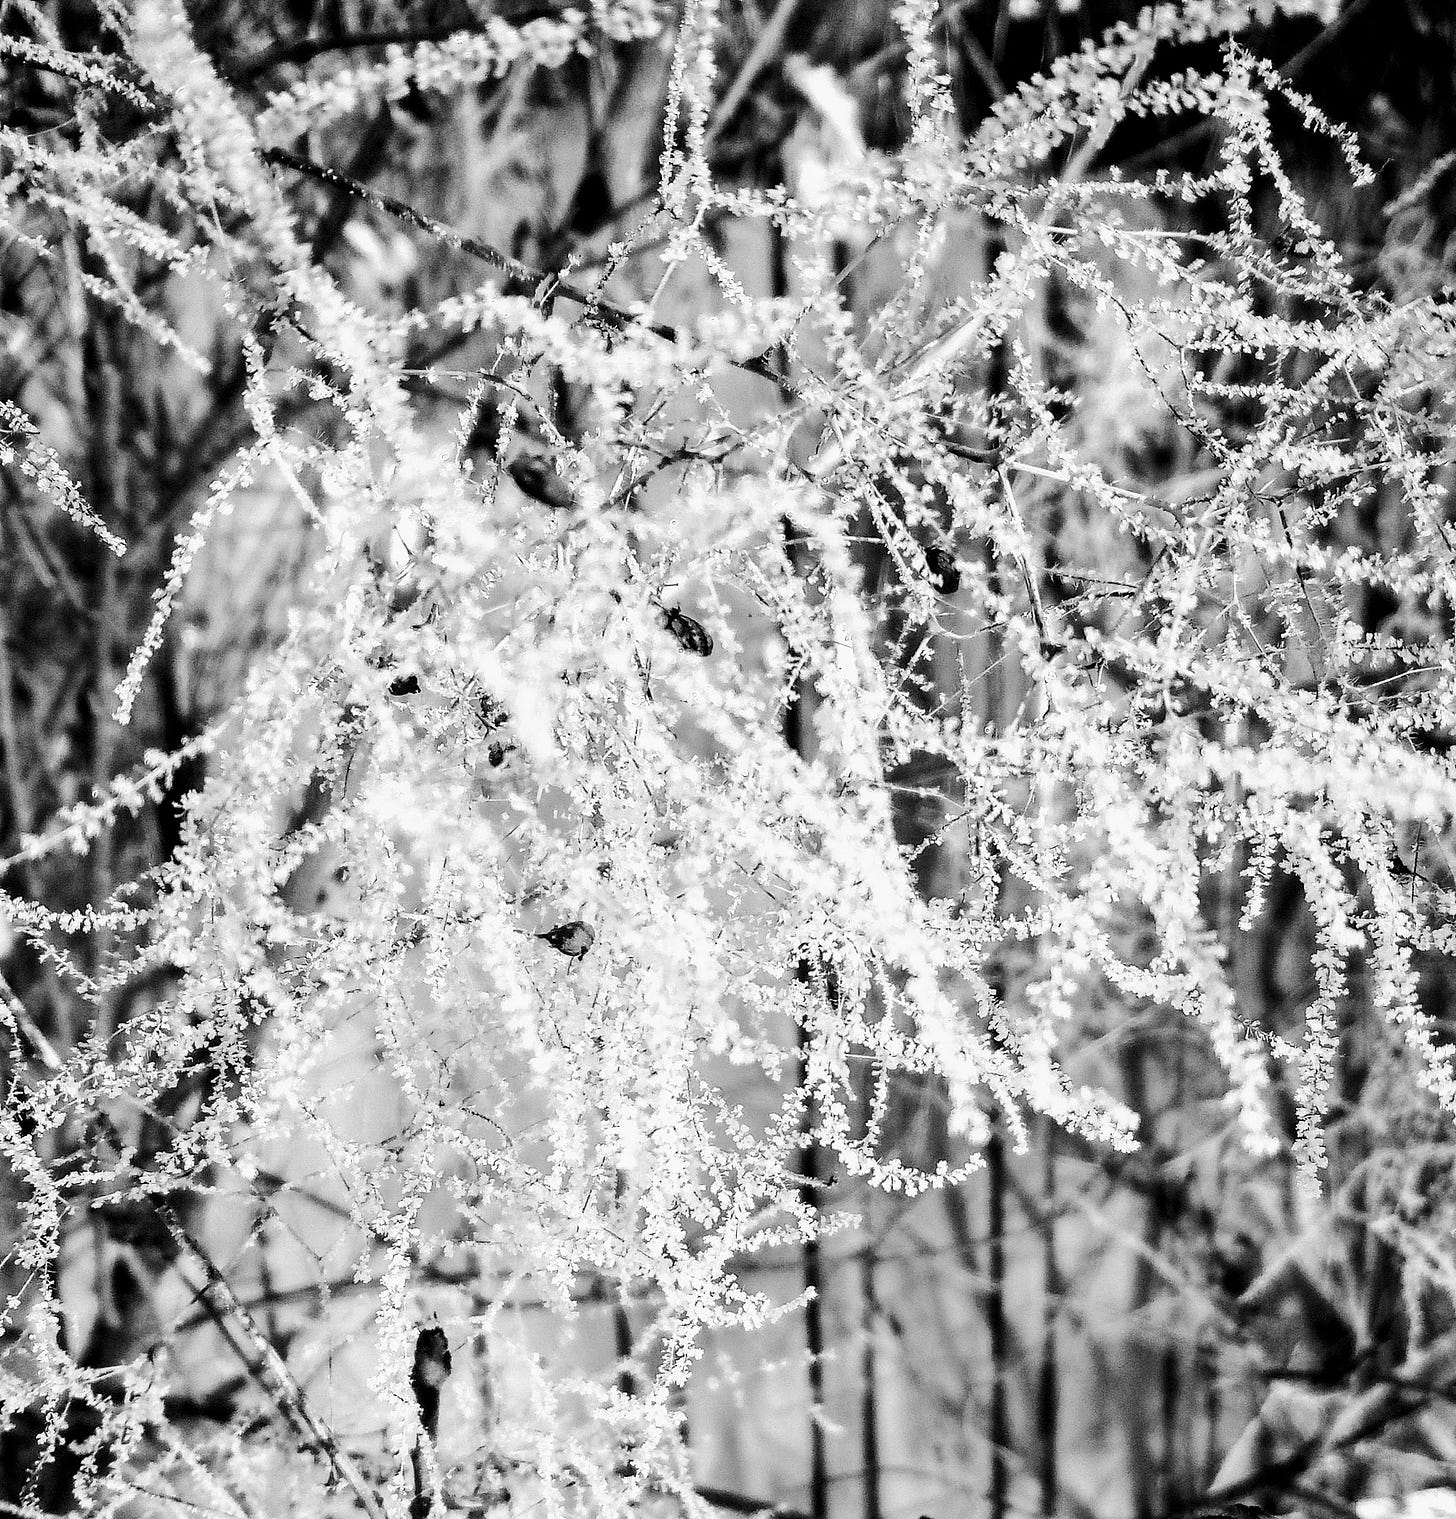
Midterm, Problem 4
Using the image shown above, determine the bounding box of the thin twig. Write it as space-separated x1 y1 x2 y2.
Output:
704 0 803 151
154 1203 388 1519
0 611 38 902
987 1125 1008 1519
262 147 784 386
0 969 63 1074
4 993 381 1518
997 468 1049 647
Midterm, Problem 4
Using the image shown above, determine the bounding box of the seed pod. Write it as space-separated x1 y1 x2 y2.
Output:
506 452 575 511
395 85 434 125
410 1325 452 1445
923 543 960 595
662 606 713 656
536 920 595 959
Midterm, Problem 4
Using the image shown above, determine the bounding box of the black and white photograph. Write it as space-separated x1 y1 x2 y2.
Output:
4 4 1456 1519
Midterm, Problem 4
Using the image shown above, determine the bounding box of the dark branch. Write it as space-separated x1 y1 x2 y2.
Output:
262 145 783 387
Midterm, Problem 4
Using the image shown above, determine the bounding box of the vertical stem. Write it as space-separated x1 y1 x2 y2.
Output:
861 1212 882 1519
992 0 1013 67
771 219 829 1519
614 1172 638 1399
1037 1118 1059 1518
984 221 1013 1519
1161 1339 1181 1512
1202 1340 1221 1490
1121 1044 1157 1519
82 311 120 1042
987 1125 1008 1519
0 604 37 905
613 1297 637 1398
1164 959 1191 1510
798 1013 828 1519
